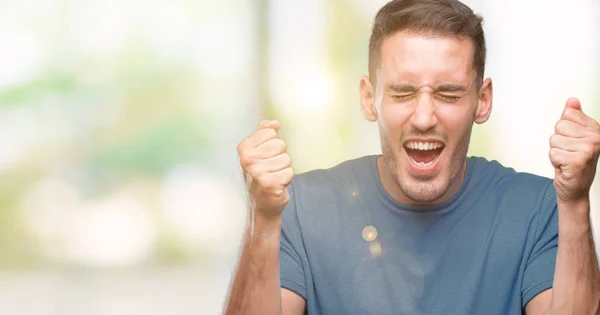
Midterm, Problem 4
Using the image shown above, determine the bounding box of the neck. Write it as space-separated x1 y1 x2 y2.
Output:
377 156 467 206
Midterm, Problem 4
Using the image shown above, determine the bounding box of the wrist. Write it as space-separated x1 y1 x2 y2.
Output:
557 198 592 234
254 212 282 231
557 196 590 216
245 208 282 242
557 188 589 207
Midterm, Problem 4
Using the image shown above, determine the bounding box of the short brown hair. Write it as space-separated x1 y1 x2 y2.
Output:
369 0 486 86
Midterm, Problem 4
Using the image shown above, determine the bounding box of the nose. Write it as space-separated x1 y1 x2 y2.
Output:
409 93 437 131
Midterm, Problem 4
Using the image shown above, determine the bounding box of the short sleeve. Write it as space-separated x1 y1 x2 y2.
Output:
521 182 558 308
279 182 308 300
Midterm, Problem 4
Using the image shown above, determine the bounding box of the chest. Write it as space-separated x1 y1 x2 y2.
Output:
300 202 530 314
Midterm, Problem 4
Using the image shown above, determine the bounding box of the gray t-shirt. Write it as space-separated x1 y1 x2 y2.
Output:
280 155 557 314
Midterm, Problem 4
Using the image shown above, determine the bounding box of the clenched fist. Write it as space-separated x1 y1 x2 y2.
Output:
237 120 294 219
549 97 600 203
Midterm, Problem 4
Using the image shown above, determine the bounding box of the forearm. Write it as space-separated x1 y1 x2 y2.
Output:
223 214 283 315
550 199 600 314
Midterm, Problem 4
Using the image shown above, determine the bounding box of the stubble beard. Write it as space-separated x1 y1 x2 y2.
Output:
380 126 472 204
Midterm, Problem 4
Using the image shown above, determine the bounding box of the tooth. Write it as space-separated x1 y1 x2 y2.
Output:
407 141 444 150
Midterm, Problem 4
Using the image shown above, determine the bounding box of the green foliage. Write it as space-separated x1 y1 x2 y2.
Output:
0 73 77 107
90 115 211 176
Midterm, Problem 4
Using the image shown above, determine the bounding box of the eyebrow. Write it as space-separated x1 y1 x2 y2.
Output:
384 83 468 94
385 84 417 93
435 84 468 93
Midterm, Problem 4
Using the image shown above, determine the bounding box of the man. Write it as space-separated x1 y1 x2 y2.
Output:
224 0 600 314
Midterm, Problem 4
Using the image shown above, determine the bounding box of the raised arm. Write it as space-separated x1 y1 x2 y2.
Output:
530 98 600 315
223 120 306 315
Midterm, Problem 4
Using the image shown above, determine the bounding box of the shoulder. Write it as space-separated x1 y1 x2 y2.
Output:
290 155 373 196
469 156 553 191
282 155 373 224
468 156 556 210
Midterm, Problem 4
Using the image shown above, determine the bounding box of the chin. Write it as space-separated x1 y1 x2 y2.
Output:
400 171 450 203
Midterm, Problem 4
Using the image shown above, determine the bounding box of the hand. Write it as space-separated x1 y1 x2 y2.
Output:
549 97 600 204
237 120 294 219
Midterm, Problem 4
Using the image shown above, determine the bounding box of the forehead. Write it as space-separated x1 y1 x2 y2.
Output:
378 31 475 85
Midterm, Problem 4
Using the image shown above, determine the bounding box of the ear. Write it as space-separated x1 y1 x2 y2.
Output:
360 75 378 122
474 78 493 124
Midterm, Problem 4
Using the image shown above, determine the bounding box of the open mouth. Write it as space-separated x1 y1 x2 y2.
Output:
404 141 444 168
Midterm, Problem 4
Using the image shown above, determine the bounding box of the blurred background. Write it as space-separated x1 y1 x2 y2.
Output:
0 0 598 314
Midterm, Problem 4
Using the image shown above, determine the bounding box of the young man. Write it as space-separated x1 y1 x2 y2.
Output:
224 0 600 314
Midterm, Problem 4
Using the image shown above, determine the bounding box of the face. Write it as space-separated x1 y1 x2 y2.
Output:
360 31 493 204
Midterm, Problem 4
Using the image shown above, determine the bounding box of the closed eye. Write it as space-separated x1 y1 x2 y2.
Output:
436 94 461 103
391 94 414 101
